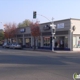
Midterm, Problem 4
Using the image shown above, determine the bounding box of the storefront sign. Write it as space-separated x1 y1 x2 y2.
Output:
43 25 50 30
57 23 64 29
20 28 25 33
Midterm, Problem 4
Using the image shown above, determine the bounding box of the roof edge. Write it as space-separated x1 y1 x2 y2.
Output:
40 18 80 25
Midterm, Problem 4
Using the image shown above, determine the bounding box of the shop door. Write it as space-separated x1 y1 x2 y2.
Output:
59 36 65 48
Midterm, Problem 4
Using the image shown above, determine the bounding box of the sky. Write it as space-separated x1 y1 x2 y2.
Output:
0 0 80 29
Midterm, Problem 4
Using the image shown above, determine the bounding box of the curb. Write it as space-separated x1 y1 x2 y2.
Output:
22 48 80 53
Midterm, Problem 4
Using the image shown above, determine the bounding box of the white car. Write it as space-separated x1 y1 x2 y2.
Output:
9 43 22 49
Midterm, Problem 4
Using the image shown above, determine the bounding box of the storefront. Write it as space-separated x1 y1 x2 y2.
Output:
16 18 80 51
54 36 68 50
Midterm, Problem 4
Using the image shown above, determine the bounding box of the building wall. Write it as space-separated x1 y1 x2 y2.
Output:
70 19 80 51
54 19 70 31
71 19 80 34
17 27 31 34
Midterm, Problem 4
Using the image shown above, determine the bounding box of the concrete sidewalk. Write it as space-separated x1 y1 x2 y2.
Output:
23 48 80 53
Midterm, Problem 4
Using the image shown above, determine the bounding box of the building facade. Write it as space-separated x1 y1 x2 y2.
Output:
16 18 80 51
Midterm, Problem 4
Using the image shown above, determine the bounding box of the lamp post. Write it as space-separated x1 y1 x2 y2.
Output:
38 15 56 51
50 19 56 51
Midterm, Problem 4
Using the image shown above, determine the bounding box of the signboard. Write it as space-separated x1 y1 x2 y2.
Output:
20 28 25 33
43 25 50 30
57 23 64 29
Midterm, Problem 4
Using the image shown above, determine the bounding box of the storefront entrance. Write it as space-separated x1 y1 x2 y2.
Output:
55 36 68 49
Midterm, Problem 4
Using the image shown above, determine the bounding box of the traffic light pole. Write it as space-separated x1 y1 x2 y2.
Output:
37 14 56 52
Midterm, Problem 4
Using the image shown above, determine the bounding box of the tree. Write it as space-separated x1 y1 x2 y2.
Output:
0 29 4 41
4 23 17 43
18 19 31 27
30 21 41 50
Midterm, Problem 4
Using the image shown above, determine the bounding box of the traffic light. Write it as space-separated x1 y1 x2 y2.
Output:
33 11 36 19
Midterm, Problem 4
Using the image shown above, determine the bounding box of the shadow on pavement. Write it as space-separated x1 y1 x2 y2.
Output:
0 54 79 65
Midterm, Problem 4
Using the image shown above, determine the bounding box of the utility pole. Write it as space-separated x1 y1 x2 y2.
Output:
50 18 56 51
33 11 56 52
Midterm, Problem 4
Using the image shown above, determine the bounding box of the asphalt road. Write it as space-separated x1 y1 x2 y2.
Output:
0 48 80 80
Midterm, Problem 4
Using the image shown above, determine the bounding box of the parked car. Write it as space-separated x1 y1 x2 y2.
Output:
2 43 10 48
9 43 22 49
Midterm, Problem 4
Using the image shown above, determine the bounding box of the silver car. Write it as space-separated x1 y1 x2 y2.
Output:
2 43 9 48
9 43 22 49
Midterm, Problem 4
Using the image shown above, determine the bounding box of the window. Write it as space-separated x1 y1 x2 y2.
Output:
25 38 31 47
43 37 50 46
73 36 76 48
26 39 29 43
37 37 41 47
73 36 80 48
65 37 68 48
18 38 23 45
18 38 22 43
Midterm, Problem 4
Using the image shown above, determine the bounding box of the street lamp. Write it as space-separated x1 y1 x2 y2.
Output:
50 22 56 51
38 14 56 51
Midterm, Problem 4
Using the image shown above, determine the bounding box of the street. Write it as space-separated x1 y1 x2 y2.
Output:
0 48 80 80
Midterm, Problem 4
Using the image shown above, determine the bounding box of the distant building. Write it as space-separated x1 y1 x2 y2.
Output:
15 18 80 51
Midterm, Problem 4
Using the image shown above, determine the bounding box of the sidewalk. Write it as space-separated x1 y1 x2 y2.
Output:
23 48 80 53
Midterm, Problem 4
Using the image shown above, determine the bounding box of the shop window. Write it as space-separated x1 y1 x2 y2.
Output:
18 38 23 45
73 36 76 48
43 37 50 47
26 38 30 43
25 38 31 47
77 36 80 48
37 37 41 47
73 36 80 48
55 36 68 48
65 37 68 48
